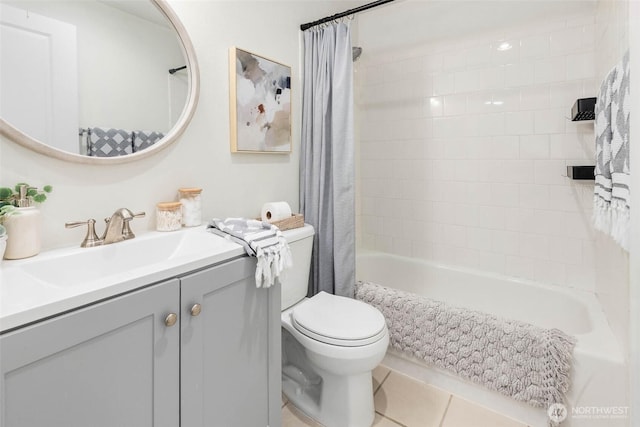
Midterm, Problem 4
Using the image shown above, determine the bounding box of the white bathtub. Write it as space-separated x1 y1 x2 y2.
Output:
356 251 628 427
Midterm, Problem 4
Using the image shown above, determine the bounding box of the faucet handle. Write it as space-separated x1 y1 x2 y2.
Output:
65 219 103 248
122 211 146 240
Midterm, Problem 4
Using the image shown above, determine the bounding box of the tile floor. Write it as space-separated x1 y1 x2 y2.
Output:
281 364 530 427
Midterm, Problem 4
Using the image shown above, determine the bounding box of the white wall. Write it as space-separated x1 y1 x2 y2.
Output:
357 8 600 292
0 0 355 250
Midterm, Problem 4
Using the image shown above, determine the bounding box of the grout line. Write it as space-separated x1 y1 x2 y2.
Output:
438 394 454 427
376 410 409 427
374 367 393 395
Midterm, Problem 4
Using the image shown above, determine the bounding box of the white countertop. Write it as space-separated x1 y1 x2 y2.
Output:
0 227 245 333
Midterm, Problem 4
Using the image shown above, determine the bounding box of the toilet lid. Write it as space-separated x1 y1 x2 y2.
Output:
291 292 387 347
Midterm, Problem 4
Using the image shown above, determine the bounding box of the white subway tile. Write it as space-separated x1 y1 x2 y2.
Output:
423 54 443 75
566 52 595 80
548 236 583 265
505 255 535 280
361 159 393 179
443 94 467 116
454 204 479 227
467 91 494 114
443 50 468 71
534 57 566 84
443 181 468 203
478 66 506 90
466 43 493 69
565 264 596 292
492 88 521 111
533 259 566 286
505 111 534 135
505 63 535 87
454 248 480 269
443 224 467 247
492 39 520 65
490 183 520 207
520 184 549 210
490 136 520 159
519 34 550 60
433 244 458 265
477 205 507 230
374 234 393 252
431 201 456 224
548 81 584 109
433 73 455 95
432 159 457 181
562 211 596 239
520 134 550 159
467 227 493 251
520 85 550 111
519 233 550 260
504 207 534 232
491 230 520 256
361 215 383 234
549 133 594 159
529 209 567 236
425 221 445 243
550 27 584 56
424 96 444 117
487 160 535 184
443 138 468 159
477 113 505 136
432 116 459 138
548 185 582 212
534 160 570 185
466 182 493 204
391 237 413 257
454 69 481 93
411 240 435 259
477 252 506 275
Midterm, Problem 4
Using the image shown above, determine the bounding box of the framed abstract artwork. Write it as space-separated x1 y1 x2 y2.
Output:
229 47 292 153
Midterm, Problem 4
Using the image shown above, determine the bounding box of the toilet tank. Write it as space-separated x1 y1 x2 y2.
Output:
280 224 314 310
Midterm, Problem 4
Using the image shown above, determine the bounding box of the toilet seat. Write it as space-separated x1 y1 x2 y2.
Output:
291 292 387 347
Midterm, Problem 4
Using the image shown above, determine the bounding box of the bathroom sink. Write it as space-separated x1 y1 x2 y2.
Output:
0 227 246 332
19 228 239 288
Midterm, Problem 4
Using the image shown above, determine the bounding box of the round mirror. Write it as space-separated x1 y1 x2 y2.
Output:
0 0 199 164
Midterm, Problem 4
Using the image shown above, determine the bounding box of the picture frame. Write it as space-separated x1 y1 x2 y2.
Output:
229 47 292 153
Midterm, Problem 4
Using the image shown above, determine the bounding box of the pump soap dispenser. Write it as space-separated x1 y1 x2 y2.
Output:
3 185 42 259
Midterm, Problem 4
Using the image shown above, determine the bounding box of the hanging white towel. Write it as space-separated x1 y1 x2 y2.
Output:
207 218 293 288
594 51 631 251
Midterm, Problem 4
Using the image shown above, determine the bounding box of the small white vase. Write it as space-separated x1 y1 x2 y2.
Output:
0 234 7 260
3 207 41 259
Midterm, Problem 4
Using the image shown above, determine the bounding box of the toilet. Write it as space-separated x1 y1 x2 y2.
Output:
280 224 389 427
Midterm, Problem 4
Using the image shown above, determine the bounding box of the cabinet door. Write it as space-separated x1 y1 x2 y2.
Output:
180 257 281 427
0 280 180 427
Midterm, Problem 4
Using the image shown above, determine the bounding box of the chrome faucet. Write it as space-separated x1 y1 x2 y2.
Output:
102 208 146 244
66 208 145 247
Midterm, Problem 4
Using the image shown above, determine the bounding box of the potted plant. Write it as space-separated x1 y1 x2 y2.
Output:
0 183 52 260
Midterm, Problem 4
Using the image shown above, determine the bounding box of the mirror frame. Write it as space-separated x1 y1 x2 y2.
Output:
0 0 199 165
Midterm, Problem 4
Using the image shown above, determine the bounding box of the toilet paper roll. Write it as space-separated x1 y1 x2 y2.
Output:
261 201 292 222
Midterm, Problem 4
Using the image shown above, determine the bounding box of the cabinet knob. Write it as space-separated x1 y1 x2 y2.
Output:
164 313 178 327
190 304 202 317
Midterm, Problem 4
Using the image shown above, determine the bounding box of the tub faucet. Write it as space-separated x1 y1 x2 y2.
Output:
102 208 146 244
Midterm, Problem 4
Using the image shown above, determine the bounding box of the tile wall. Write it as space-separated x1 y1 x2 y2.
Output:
356 12 602 291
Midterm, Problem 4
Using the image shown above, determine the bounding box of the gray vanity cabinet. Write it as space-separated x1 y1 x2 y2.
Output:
180 257 282 427
0 279 181 427
0 256 281 427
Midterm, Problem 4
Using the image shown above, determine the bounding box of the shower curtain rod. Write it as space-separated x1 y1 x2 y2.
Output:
300 0 396 31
